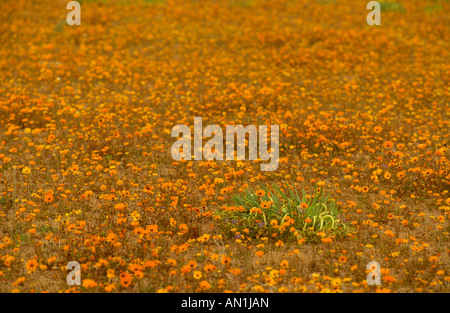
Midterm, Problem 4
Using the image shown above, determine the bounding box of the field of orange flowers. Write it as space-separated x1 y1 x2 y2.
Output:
0 0 448 293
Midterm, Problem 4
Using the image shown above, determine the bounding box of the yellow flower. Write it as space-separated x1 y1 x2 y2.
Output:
25 260 38 273
228 268 241 275
193 271 202 280
114 203 126 211
104 283 116 292
199 280 211 290
82 279 98 288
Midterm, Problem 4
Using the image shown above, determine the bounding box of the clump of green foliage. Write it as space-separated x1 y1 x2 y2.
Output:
218 182 352 243
380 1 406 12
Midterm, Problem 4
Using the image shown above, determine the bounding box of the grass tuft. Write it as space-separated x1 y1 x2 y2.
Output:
218 183 352 243
380 1 406 12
